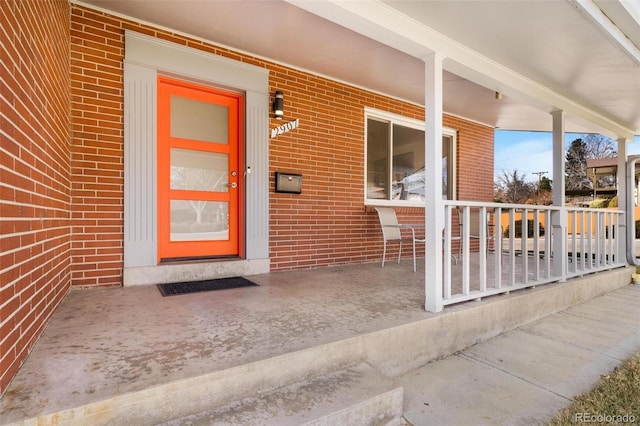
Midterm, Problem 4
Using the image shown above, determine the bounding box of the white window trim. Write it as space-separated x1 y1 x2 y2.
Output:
364 107 456 207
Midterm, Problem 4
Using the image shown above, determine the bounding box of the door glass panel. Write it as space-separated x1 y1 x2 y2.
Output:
170 200 229 241
170 148 228 192
170 95 228 144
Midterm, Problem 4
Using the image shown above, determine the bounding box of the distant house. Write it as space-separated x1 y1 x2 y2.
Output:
587 157 619 198
586 157 640 231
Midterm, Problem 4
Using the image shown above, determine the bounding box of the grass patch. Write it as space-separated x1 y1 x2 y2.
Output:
549 352 640 425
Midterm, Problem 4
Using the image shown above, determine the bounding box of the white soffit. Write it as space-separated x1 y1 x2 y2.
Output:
76 0 639 139
288 0 636 140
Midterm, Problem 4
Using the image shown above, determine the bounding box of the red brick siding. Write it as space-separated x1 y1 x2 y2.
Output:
70 6 126 287
0 0 71 395
68 5 494 274
448 115 494 202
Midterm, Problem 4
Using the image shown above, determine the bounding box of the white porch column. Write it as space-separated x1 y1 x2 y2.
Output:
551 110 567 280
424 53 444 313
617 138 628 261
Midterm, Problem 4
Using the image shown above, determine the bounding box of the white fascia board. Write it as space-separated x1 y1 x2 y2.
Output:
287 0 636 140
621 0 640 24
574 0 640 64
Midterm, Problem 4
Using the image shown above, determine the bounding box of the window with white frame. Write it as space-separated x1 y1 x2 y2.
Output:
365 109 456 204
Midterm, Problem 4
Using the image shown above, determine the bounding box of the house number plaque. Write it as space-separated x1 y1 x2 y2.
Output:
270 119 300 139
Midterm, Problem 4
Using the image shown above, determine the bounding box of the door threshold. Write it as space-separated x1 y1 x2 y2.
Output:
160 255 242 265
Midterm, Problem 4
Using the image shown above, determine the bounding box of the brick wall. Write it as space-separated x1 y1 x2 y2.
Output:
450 115 494 202
70 6 126 287
69 4 494 274
0 0 71 394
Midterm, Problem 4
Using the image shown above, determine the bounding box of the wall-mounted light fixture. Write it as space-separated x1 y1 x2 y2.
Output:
273 90 284 119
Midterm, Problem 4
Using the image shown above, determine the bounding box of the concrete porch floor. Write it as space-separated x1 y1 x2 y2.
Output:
0 260 636 424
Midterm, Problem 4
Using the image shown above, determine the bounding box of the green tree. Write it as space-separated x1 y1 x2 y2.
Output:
539 176 552 192
534 175 553 205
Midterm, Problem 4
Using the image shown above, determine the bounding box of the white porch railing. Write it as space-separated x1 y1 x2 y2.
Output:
439 201 626 307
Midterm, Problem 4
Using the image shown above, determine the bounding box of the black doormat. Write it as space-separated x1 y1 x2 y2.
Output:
157 276 258 297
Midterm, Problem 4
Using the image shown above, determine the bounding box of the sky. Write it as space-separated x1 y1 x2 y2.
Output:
494 130 640 182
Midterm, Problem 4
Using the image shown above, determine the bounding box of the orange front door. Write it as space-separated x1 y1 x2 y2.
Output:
157 77 243 261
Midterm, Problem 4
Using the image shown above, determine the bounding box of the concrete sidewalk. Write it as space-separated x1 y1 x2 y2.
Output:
399 284 640 425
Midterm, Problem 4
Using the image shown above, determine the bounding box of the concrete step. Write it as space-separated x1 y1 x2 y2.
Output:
157 363 404 426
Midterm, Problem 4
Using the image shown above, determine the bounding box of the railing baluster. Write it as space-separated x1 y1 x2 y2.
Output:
586 212 593 270
595 212 602 268
569 210 580 272
494 207 502 289
462 206 470 296
479 207 487 293
521 208 528 284
509 209 516 286
604 212 609 266
617 212 623 264
579 210 586 272
533 209 540 281
607 212 614 265
545 209 552 278
443 205 452 300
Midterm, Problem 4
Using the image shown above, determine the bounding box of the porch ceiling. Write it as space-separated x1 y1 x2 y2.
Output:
76 0 640 140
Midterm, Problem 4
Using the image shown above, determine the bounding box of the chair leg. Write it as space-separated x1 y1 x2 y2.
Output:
382 240 387 267
412 238 417 272
397 241 402 264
